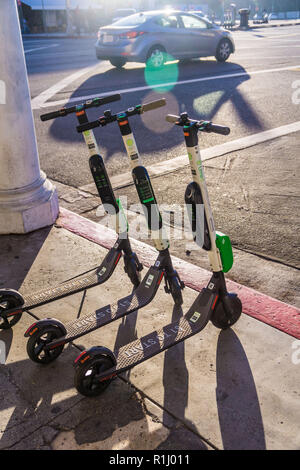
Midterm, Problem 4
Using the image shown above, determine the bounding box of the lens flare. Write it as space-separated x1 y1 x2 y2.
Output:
144 53 179 94
141 91 179 134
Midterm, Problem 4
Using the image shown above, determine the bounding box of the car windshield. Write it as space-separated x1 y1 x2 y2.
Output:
112 13 149 27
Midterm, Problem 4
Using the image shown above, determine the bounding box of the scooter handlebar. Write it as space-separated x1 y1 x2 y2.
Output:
204 123 230 136
40 109 66 121
40 93 121 122
165 114 230 135
165 114 179 123
141 98 166 113
77 120 100 132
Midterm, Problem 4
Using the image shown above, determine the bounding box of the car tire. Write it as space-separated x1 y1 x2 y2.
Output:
215 39 232 62
109 58 126 68
146 46 166 70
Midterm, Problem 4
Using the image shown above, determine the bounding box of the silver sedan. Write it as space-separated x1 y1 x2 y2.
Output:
95 10 235 68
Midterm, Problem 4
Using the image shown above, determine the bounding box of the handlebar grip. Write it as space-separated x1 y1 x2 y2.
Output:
40 109 65 121
207 123 230 135
76 120 99 133
142 98 166 113
165 114 180 123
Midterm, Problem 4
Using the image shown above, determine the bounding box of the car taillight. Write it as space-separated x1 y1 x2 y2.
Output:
119 31 145 39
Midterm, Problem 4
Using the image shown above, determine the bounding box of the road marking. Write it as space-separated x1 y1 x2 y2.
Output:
238 44 300 49
79 120 300 194
37 63 300 109
24 44 59 54
31 62 100 109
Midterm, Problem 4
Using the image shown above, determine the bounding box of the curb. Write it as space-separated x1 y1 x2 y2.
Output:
56 207 300 340
22 34 96 39
248 21 300 29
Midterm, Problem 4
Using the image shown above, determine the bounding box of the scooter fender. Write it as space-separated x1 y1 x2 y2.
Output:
74 346 116 368
24 318 67 338
0 289 25 314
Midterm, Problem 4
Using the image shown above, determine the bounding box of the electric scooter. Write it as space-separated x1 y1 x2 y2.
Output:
73 111 242 397
0 94 142 330
76 98 184 304
24 99 184 365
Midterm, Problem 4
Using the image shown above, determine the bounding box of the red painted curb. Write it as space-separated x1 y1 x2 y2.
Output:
57 207 300 340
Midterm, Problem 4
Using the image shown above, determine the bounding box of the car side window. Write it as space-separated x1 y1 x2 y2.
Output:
156 15 179 28
180 14 208 29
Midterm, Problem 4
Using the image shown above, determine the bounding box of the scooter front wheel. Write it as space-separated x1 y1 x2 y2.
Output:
0 289 24 330
27 325 65 364
74 354 115 397
210 294 242 330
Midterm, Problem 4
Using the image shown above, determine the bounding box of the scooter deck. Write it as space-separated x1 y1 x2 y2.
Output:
47 266 164 348
94 287 218 381
19 245 122 312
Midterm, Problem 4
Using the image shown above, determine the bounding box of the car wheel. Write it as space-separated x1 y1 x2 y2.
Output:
109 58 126 68
146 46 166 70
215 39 232 62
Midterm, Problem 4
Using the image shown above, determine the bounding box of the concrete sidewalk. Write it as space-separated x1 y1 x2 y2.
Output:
0 206 299 450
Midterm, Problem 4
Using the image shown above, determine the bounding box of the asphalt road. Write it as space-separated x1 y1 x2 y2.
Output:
24 25 300 187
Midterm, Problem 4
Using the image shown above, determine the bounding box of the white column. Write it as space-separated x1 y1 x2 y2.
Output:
65 0 73 35
0 0 59 234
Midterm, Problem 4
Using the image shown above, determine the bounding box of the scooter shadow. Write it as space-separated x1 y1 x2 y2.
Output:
0 344 154 450
216 329 266 450
46 58 263 163
0 226 52 291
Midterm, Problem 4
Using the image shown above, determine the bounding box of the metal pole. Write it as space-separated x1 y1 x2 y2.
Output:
41 0 47 33
66 0 73 35
0 0 58 233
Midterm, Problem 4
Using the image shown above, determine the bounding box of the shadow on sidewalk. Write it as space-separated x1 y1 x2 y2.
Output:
159 304 208 450
0 227 52 291
216 329 266 450
0 345 160 450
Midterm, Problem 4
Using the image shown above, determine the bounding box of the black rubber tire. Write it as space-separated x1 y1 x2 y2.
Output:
74 355 115 397
146 46 166 70
0 291 23 330
109 58 126 68
215 39 232 62
210 295 242 330
27 326 65 364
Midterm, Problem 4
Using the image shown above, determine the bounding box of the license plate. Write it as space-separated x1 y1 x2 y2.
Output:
103 34 114 44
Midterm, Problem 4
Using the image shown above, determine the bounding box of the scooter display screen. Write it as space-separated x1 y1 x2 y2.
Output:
132 166 162 231
89 155 118 212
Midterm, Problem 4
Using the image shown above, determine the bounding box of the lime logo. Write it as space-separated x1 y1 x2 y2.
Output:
190 312 201 323
126 138 133 147
84 130 90 137
197 160 204 179
188 152 192 161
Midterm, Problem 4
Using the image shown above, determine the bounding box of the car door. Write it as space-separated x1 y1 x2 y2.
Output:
177 14 215 57
152 14 185 59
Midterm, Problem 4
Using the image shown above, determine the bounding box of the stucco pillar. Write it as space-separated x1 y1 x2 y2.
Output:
0 0 58 234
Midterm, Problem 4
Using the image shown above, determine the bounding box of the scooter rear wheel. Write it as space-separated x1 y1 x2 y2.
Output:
27 325 65 364
74 355 115 397
210 295 242 330
0 290 24 330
